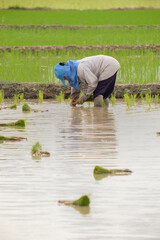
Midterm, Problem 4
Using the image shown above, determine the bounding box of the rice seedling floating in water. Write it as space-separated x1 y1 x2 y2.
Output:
58 195 90 207
39 90 43 104
0 135 27 143
0 104 17 110
0 119 26 127
56 91 65 103
0 90 4 104
22 103 31 112
94 166 132 175
22 103 48 113
31 141 50 157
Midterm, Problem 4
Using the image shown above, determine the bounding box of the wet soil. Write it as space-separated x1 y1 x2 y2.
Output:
1 24 160 29
1 82 160 99
0 44 160 52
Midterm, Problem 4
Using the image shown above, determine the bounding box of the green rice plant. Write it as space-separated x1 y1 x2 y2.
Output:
58 195 90 207
0 90 4 105
140 93 144 102
32 142 42 155
56 91 65 103
64 98 71 104
14 94 20 104
39 90 43 104
20 93 24 102
94 165 132 174
31 141 50 157
22 103 31 112
124 92 136 107
0 119 26 127
10 104 17 109
154 94 159 105
145 92 152 107
110 91 116 105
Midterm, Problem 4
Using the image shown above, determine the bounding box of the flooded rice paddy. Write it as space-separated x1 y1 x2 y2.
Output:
0 100 160 240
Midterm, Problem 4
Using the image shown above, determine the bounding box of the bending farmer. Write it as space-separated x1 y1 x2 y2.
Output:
54 55 120 107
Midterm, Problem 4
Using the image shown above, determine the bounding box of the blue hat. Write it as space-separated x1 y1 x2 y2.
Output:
54 64 66 85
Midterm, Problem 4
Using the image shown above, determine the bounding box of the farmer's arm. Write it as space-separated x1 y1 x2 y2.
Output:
79 65 98 102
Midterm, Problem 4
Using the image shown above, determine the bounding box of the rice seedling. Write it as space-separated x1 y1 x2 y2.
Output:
94 165 132 175
145 92 152 107
56 91 65 103
22 103 48 112
0 119 26 127
110 91 116 105
31 141 50 157
20 93 24 102
0 135 27 142
154 94 159 105
0 9 160 25
14 94 20 104
64 98 71 104
0 104 17 110
39 90 43 104
124 92 136 107
0 90 4 105
22 103 31 112
58 195 90 207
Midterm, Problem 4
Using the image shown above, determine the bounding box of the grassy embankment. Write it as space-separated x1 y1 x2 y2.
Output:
0 10 160 25
0 0 160 9
0 49 159 84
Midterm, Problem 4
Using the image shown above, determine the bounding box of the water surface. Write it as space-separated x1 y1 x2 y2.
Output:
0 100 160 240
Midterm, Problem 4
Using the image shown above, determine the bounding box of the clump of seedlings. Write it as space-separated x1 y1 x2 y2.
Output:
0 104 17 110
39 90 43 104
0 119 26 127
31 142 50 157
0 90 4 104
22 103 48 113
94 166 132 175
56 91 64 103
0 135 27 143
58 195 90 207
110 91 116 105
124 92 136 107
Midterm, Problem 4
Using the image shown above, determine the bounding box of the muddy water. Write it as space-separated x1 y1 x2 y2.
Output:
0 100 160 240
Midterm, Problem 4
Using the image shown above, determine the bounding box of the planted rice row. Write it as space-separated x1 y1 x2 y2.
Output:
0 27 160 46
0 49 159 84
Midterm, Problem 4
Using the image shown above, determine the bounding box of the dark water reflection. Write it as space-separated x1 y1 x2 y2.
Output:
0 100 160 240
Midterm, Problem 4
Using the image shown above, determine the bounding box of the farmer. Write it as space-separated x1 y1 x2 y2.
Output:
54 55 120 107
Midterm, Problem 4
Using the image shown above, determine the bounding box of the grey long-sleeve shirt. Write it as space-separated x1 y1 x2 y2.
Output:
71 55 120 101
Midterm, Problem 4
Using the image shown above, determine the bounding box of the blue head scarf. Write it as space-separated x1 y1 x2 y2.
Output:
54 60 81 90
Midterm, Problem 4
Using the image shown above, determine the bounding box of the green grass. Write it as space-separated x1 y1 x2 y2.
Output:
0 49 159 84
0 10 160 25
0 27 160 46
1 0 160 9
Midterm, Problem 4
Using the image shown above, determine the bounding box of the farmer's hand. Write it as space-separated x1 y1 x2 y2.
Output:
75 98 84 105
70 99 77 107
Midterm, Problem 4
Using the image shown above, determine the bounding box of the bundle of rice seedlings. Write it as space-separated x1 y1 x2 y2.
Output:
58 195 90 207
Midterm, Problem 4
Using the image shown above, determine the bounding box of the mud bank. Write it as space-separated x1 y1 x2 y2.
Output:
0 44 160 52
0 83 160 99
1 24 160 29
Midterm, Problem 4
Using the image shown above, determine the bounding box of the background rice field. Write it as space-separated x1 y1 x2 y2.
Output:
0 10 160 25
0 49 159 84
0 27 160 46
1 0 160 9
